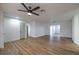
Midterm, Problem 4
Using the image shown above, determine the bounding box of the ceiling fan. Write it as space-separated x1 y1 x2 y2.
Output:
18 3 40 16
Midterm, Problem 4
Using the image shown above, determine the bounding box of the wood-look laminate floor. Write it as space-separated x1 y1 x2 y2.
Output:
0 36 79 55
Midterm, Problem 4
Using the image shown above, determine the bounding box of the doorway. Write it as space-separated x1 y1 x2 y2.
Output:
20 22 29 39
50 25 60 40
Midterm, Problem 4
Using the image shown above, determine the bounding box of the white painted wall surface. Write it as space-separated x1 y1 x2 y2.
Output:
29 20 72 38
29 21 36 37
51 20 72 38
0 11 4 48
72 14 79 45
35 21 48 37
29 20 50 37
4 17 21 42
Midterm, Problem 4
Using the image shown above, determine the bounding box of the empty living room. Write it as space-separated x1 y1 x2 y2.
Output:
0 3 79 55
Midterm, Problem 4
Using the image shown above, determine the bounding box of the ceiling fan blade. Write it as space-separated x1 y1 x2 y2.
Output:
31 12 39 16
18 9 28 12
21 3 29 10
32 6 40 11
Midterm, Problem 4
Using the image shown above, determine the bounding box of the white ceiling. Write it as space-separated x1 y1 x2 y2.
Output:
1 3 79 21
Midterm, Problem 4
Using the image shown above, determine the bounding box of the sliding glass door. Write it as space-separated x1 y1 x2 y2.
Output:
50 25 60 37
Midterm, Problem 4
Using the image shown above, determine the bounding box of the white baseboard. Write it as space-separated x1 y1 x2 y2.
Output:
0 44 4 48
4 38 20 43
60 35 72 38
30 34 46 38
73 40 79 46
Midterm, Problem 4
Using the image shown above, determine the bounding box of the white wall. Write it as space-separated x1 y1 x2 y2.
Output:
35 20 49 37
72 14 79 45
0 11 4 48
51 20 72 38
29 21 36 37
4 17 21 42
29 20 72 38
29 20 49 37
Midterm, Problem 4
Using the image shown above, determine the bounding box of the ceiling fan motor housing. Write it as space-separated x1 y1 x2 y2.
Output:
29 6 32 9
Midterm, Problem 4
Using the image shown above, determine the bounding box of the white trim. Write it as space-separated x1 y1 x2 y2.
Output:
73 40 79 46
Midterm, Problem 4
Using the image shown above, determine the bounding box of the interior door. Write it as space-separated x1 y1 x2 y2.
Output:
20 22 26 39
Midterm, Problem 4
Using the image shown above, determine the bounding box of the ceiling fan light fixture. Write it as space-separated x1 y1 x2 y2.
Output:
28 13 32 16
19 3 40 16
